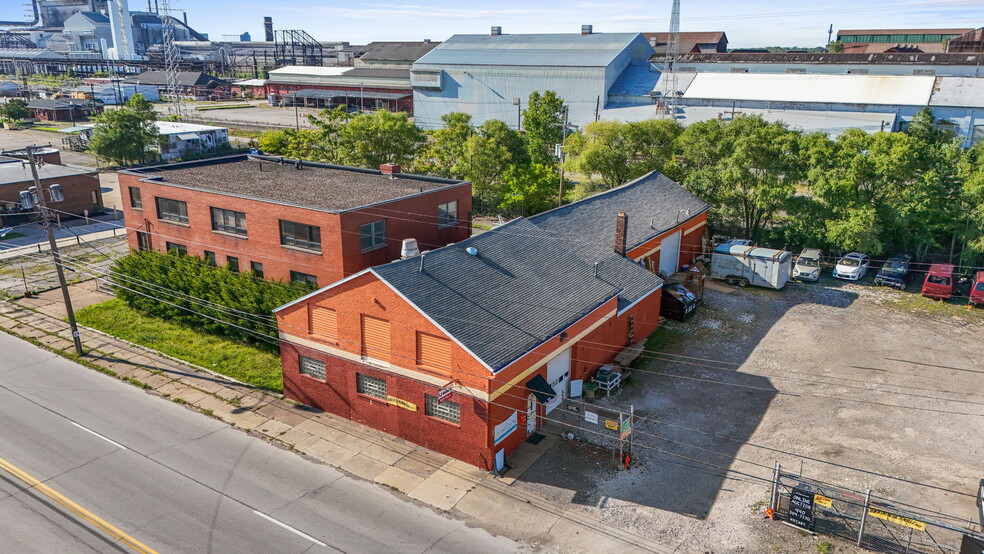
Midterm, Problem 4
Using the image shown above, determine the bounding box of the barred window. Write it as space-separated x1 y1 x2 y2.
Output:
211 207 247 236
156 197 188 224
357 373 386 400
298 355 325 380
425 394 460 424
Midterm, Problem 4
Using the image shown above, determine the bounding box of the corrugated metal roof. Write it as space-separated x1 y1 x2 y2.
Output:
658 52 984 65
232 78 267 86
929 77 984 107
414 33 644 67
268 66 350 77
0 48 64 60
359 41 440 62
683 73 935 105
837 28 972 36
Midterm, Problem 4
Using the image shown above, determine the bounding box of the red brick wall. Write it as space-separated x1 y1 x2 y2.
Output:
626 211 708 273
119 173 471 286
0 172 101 217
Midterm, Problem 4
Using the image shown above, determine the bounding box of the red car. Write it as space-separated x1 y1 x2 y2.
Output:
921 263 956 300
970 271 984 307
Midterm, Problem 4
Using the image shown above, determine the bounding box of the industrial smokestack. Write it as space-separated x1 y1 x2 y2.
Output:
491 26 501 37
264 17 273 42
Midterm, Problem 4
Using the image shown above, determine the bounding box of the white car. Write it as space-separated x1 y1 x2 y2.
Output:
833 252 870 281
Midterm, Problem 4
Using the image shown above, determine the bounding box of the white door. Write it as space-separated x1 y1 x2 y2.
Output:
526 394 537 435
660 231 682 275
495 449 505 472
547 348 571 399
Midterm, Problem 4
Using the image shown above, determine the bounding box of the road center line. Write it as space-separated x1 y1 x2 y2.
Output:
69 421 127 450
0 456 157 554
253 510 327 547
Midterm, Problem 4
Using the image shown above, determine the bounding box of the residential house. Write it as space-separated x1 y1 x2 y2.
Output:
274 171 707 470
66 121 229 160
27 98 103 121
118 155 471 286
126 71 230 101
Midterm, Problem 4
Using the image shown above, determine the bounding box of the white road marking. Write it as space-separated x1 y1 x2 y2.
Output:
69 421 127 450
253 510 327 547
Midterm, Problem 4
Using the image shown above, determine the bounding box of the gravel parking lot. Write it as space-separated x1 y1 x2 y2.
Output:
518 275 983 553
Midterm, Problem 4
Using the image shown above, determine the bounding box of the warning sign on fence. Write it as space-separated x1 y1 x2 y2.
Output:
868 508 926 531
813 494 833 508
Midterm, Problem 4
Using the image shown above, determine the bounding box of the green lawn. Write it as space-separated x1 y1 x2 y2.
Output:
77 299 283 391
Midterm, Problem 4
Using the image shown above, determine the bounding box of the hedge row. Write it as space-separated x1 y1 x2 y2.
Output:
110 250 314 348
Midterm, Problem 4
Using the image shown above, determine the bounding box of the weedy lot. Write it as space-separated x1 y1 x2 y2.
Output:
518 276 983 553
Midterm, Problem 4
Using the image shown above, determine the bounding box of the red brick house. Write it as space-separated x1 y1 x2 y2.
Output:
274 171 708 470
118 155 471 286
0 155 102 221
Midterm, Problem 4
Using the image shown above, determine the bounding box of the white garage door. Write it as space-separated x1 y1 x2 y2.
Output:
546 348 571 401
660 230 682 275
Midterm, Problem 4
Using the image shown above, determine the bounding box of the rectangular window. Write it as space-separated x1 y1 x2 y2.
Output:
226 255 240 273
359 220 386 252
298 355 326 380
425 394 460 424
164 241 187 255
290 270 318 287
357 373 387 400
155 197 189 225
210 207 247 236
129 186 142 209
250 261 264 278
203 250 216 265
416 331 451 369
136 231 151 252
308 306 337 340
280 220 321 253
437 200 458 228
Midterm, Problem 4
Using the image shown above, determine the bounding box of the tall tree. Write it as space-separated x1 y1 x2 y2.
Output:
257 128 322 160
87 93 162 166
335 109 424 168
564 119 682 188
498 163 558 216
521 90 565 165
0 99 29 123
417 112 474 178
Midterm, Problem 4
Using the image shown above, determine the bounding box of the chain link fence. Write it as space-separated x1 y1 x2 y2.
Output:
772 469 982 553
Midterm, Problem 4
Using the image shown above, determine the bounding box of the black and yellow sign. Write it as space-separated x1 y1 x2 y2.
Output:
868 508 926 531
813 494 833 508
605 419 619 431
387 396 418 412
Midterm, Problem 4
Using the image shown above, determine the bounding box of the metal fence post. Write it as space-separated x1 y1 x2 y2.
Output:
770 461 781 511
857 488 872 547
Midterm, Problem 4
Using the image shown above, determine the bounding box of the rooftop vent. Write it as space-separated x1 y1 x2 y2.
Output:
491 26 502 37
466 246 478 256
401 238 420 258
581 25 593 35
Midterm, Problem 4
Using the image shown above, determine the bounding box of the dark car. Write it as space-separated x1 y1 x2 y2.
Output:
660 283 699 321
873 254 912 289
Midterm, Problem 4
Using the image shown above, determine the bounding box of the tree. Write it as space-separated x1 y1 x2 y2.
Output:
478 119 528 167
460 133 511 211
334 109 424 168
0 99 29 122
522 90 565 165
304 106 353 163
87 93 162 166
673 115 802 240
827 41 844 53
418 112 474 178
498 163 558 216
257 128 322 160
564 119 682 188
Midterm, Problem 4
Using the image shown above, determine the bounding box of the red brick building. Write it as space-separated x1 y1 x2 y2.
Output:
118 155 471 287
274 171 709 470
0 155 102 221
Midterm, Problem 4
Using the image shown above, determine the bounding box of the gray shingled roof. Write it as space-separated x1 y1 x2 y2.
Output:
529 171 710 263
372 219 623 371
595 254 664 311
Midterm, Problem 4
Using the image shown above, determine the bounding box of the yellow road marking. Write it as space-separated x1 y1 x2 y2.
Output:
0 456 157 553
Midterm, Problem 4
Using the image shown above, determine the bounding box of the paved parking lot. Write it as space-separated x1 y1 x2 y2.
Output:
517 276 983 553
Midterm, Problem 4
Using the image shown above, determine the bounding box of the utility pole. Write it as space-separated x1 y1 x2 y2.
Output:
23 145 84 356
556 105 569 208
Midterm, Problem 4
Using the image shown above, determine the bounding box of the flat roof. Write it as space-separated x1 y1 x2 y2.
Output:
126 155 466 213
0 161 95 186
683 73 935 105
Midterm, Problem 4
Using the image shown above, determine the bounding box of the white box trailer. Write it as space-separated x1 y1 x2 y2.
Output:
710 243 792 289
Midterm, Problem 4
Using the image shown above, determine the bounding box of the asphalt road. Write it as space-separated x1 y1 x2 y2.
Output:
0 333 521 553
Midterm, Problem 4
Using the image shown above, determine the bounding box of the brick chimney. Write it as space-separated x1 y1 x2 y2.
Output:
491 26 502 36
581 24 593 36
614 212 628 256
379 163 401 176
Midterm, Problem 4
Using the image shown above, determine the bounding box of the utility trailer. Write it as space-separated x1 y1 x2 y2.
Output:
710 242 792 290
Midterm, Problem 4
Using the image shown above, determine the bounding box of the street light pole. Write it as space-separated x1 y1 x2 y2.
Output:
25 145 84 356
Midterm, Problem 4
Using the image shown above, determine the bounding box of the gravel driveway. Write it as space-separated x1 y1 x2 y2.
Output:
517 276 983 553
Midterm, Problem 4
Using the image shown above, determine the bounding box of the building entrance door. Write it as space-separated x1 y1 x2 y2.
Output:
527 394 537 435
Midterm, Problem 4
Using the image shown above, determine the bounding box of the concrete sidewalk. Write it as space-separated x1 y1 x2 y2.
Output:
0 291 677 554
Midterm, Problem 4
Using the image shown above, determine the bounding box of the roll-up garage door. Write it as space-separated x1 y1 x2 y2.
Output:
361 315 390 363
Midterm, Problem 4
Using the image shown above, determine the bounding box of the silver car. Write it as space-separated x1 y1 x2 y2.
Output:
793 248 822 282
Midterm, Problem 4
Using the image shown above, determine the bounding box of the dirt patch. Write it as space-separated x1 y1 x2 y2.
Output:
516 276 983 553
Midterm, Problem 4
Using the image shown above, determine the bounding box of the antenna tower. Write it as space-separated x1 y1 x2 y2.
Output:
159 0 184 116
659 0 681 119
